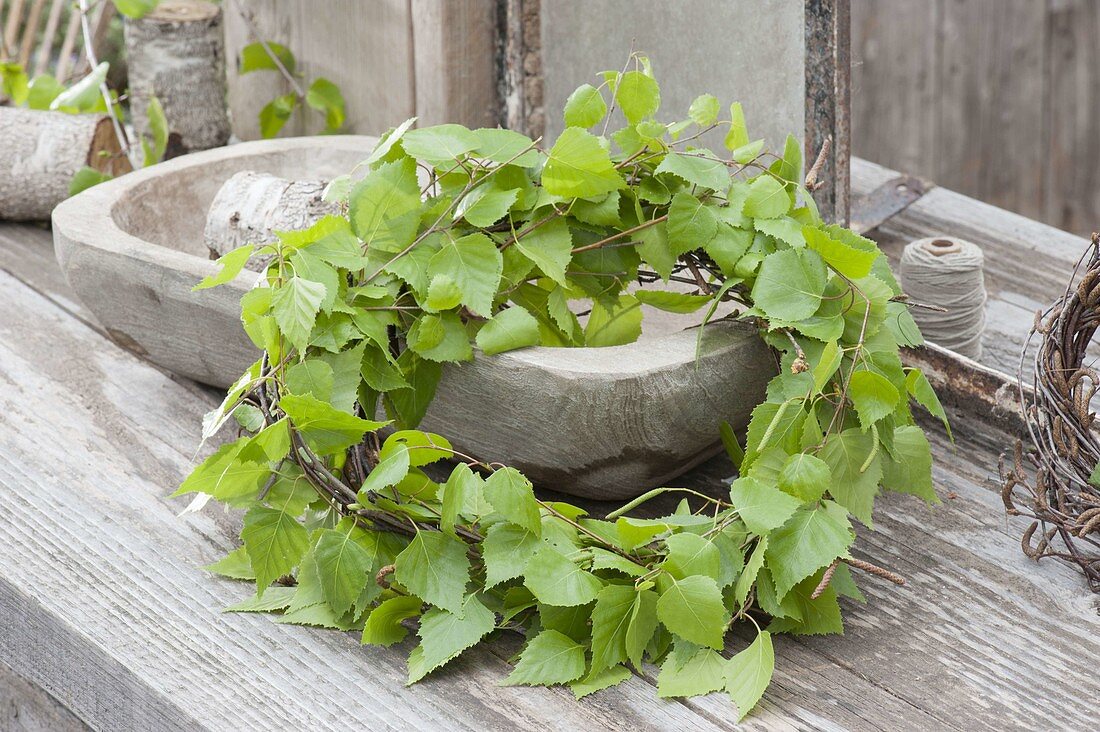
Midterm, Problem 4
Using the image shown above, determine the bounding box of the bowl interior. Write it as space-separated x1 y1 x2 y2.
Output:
109 140 736 339
111 144 365 259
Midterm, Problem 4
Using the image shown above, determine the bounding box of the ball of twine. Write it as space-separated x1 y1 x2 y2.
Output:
1001 235 1100 592
899 237 987 360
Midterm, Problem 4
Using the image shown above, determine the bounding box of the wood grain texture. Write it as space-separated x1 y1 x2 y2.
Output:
1043 0 1100 235
410 0 499 128
853 0 1100 237
0 662 88 732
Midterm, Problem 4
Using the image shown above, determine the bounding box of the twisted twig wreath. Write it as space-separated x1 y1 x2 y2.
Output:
1003 233 1100 591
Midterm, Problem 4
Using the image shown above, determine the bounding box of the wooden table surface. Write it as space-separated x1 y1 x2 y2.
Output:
1 162 1098 731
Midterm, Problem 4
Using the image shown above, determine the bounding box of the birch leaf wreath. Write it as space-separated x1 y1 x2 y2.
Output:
182 56 946 719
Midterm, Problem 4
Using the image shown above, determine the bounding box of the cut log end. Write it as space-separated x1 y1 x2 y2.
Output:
145 0 221 24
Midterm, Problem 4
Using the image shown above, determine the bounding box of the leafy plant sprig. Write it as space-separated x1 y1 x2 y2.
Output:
237 36 346 138
183 55 947 718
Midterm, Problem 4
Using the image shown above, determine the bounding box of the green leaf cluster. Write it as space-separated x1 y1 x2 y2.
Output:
240 41 346 137
186 55 944 719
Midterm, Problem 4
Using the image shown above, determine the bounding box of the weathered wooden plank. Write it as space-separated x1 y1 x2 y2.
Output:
0 222 92 325
1043 0 1100 236
939 0 1048 218
850 0 940 178
410 0 499 129
0 662 88 732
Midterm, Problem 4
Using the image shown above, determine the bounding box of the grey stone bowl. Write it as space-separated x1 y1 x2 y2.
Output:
52 136 774 500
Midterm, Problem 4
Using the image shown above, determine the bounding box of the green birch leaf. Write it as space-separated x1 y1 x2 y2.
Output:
724 102 749 150
667 192 719 255
349 158 422 251
174 438 270 501
514 217 572 285
68 166 112 196
407 596 495 683
656 151 729 191
849 370 901 429
734 537 767 606
765 501 853 600
305 77 346 130
906 368 952 439
778 452 831 502
313 526 376 615
361 595 422 646
655 575 725 648
819 428 882 527
50 61 107 112
570 665 631 699
240 41 296 74
743 175 790 219
408 312 474 362
705 224 754 277
564 83 607 128
814 340 843 392
662 533 721 581
401 123 479 164
483 522 539 587
614 70 660 123
725 631 775 721
360 445 411 495
728 475 801 534
472 127 540 167
505 630 587 686
881 425 938 503
584 295 643 347
688 93 720 126
205 546 255 580
193 244 254 290
258 93 297 138
542 127 625 199
731 139 765 164
457 186 519 227
238 418 291 463
590 584 652 671
285 359 334 400
635 219 675 281
524 546 603 606
439 462 485 535
224 586 296 613
394 531 471 615
272 276 326 353
483 467 542 534
778 134 802 183
476 306 540 355
634 290 711 313
425 274 464 311
751 249 827 321
281 393 385 455
241 505 310 593
657 641 727 698
755 217 806 249
427 232 503 317
804 226 878 279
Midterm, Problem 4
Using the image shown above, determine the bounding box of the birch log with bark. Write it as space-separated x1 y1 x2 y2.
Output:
0 108 128 221
124 0 230 155
204 171 339 270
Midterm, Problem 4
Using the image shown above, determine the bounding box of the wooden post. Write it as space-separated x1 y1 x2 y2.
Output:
124 0 230 155
0 108 128 221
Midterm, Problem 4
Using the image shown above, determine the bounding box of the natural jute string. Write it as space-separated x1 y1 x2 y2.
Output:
899 236 987 360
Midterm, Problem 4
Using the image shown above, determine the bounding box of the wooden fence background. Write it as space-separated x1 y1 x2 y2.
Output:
851 0 1100 237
